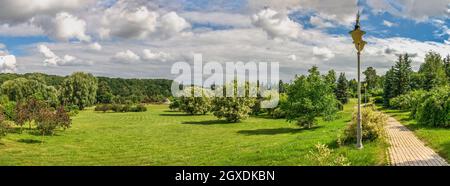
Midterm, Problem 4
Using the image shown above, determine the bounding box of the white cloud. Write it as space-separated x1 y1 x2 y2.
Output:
181 12 252 28
112 50 141 63
0 0 92 24
0 23 44 36
0 55 17 73
38 44 92 66
251 8 301 39
310 16 334 28
142 49 172 62
382 20 396 27
367 0 449 21
247 0 358 26
89 42 102 51
36 12 91 42
99 4 190 40
313 46 335 61
158 12 191 39
288 54 297 61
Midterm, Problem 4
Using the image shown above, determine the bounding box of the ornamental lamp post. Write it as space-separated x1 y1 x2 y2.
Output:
349 11 366 149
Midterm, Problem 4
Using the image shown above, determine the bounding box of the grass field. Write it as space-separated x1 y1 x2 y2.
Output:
377 107 450 162
0 100 387 166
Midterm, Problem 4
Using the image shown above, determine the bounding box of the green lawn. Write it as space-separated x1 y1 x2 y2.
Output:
377 106 450 162
0 100 386 166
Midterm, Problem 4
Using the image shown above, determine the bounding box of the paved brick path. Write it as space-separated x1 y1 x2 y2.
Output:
385 117 448 166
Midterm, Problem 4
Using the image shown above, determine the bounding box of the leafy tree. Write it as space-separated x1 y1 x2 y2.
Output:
96 81 113 104
0 78 58 105
336 73 349 104
363 67 379 91
348 79 358 98
418 52 447 90
323 70 337 92
416 86 449 127
15 99 47 129
35 106 72 136
0 112 10 140
283 66 339 128
444 55 450 80
211 82 256 123
59 72 98 110
178 86 212 115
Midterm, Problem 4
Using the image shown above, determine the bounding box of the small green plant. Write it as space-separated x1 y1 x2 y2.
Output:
307 143 350 166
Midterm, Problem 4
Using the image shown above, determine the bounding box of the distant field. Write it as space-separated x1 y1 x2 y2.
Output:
0 100 386 166
378 107 450 162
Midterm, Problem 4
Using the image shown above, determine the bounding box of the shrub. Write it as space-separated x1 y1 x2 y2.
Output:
211 83 256 123
111 104 123 112
373 96 383 104
307 143 350 166
416 87 449 127
168 97 181 110
178 86 212 115
94 104 110 112
134 104 147 112
343 107 388 143
0 113 11 140
271 108 286 119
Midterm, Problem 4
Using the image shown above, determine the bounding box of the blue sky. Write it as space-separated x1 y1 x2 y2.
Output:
0 0 449 79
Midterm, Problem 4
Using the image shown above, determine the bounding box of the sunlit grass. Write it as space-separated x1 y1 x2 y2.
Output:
0 100 386 166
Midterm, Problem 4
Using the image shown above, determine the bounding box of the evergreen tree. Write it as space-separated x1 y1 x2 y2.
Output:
383 67 397 106
336 73 349 104
393 54 412 96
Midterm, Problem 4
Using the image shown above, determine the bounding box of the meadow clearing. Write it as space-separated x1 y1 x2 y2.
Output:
0 100 386 166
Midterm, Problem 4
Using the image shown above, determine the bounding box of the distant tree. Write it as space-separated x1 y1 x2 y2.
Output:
418 52 447 90
348 79 358 98
283 66 339 128
393 54 413 95
96 81 113 104
383 67 396 106
0 78 57 105
324 69 337 92
59 72 98 110
363 67 379 91
336 73 349 105
444 55 450 80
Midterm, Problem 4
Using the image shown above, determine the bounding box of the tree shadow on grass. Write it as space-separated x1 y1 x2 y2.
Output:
17 139 42 144
182 120 233 125
237 126 323 136
159 113 192 117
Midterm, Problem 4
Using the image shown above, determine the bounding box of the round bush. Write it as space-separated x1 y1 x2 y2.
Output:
416 87 449 127
343 107 388 143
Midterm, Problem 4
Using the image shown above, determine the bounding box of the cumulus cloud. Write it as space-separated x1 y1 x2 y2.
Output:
181 12 252 28
99 4 190 40
36 12 91 42
367 0 449 21
313 46 335 61
88 42 102 51
251 8 301 39
38 44 92 66
0 0 91 24
112 50 141 63
288 54 297 61
0 23 44 37
310 16 334 28
142 49 172 62
382 20 396 27
248 0 358 26
0 55 17 73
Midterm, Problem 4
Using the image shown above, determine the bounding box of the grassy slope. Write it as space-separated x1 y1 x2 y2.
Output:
0 100 386 166
377 107 450 162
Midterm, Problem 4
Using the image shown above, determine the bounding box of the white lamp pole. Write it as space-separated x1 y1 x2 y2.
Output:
349 11 366 149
